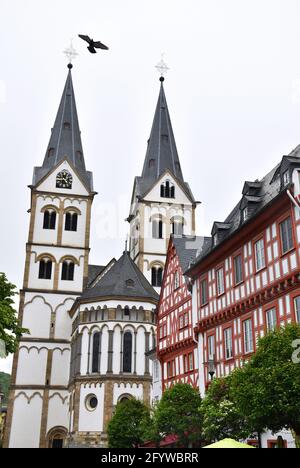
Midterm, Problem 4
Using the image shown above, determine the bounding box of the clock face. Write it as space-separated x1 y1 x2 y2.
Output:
56 170 73 189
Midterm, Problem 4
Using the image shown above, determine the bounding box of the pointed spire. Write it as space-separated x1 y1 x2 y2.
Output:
33 65 93 191
141 77 184 185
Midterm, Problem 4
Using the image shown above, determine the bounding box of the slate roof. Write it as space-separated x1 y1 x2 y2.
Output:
81 251 159 303
33 65 93 191
135 79 195 202
186 147 300 274
87 264 106 287
172 235 212 273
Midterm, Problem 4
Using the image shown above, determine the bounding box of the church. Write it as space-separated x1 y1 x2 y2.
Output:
3 61 197 448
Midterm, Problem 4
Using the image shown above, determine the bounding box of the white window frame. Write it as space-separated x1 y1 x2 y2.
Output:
255 238 266 272
208 335 215 361
216 267 225 296
243 319 254 354
266 307 277 331
294 297 300 323
224 328 233 360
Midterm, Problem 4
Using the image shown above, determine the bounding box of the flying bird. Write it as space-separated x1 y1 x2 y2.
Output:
78 34 109 54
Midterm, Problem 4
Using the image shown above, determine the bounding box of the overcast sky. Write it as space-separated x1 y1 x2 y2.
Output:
2 0 300 372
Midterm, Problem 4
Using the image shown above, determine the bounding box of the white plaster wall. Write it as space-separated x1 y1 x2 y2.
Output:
113 383 144 405
54 298 74 340
47 391 69 433
78 384 105 433
260 429 296 449
136 327 146 375
16 347 48 385
33 195 60 245
51 349 70 386
9 392 43 448
22 296 52 339
112 326 121 374
61 198 88 247
37 161 89 196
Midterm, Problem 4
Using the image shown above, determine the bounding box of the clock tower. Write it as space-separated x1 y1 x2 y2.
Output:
4 64 96 448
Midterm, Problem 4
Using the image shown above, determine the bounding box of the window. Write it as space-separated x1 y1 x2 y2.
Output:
200 278 208 305
224 328 233 360
153 361 160 381
39 259 52 280
179 315 184 329
152 267 163 287
65 212 78 232
243 319 254 354
124 306 130 317
188 353 194 371
266 308 277 331
92 332 100 373
280 217 293 254
234 254 243 285
213 234 218 247
242 207 248 222
216 267 225 295
61 261 75 281
295 297 300 323
123 332 133 373
43 210 57 230
64 122 71 129
152 219 163 239
160 180 175 199
172 221 184 236
85 394 98 411
207 335 215 361
149 159 155 169
283 170 290 186
255 238 266 271
174 271 180 290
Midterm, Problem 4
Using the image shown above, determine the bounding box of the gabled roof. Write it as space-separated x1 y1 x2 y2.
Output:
32 65 93 191
81 251 159 303
87 264 106 287
134 78 195 202
186 148 300 274
172 235 212 273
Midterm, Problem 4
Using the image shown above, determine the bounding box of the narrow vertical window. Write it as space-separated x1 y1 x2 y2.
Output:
65 212 78 232
216 267 225 295
294 297 300 323
280 217 293 254
174 271 180 290
224 328 233 360
92 332 100 373
123 332 132 373
152 267 163 287
234 254 243 285
43 210 57 230
200 278 208 305
61 261 75 281
266 308 277 331
255 238 266 271
152 220 163 239
208 335 215 360
243 319 254 354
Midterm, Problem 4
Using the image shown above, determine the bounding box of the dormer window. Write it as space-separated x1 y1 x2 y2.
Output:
161 180 175 199
64 122 71 130
149 159 155 169
213 234 218 247
242 207 248 222
283 170 290 187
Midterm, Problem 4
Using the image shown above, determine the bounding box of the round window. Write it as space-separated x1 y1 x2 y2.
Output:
85 394 98 411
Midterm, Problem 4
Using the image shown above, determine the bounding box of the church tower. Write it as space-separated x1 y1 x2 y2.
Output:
4 64 96 448
128 74 198 290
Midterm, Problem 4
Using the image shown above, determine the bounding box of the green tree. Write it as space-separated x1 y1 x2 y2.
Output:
154 383 203 447
0 372 11 405
0 273 28 355
108 398 151 448
201 375 255 443
231 324 300 448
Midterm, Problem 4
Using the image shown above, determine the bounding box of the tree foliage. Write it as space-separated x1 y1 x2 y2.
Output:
0 372 10 405
231 324 300 447
153 383 203 447
0 273 28 355
107 398 151 448
201 375 255 442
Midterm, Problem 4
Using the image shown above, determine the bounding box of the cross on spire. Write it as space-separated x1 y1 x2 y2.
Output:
155 53 169 79
63 40 79 66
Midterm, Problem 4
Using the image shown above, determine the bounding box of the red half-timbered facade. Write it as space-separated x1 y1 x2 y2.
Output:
157 235 210 391
187 150 300 394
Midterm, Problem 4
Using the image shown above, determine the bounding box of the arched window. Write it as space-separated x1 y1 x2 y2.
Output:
65 212 78 232
92 332 101 373
151 267 163 287
39 259 52 280
61 261 75 281
43 210 57 230
47 427 67 449
123 332 133 373
124 306 130 318
152 219 163 239
172 220 184 236
160 180 175 199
